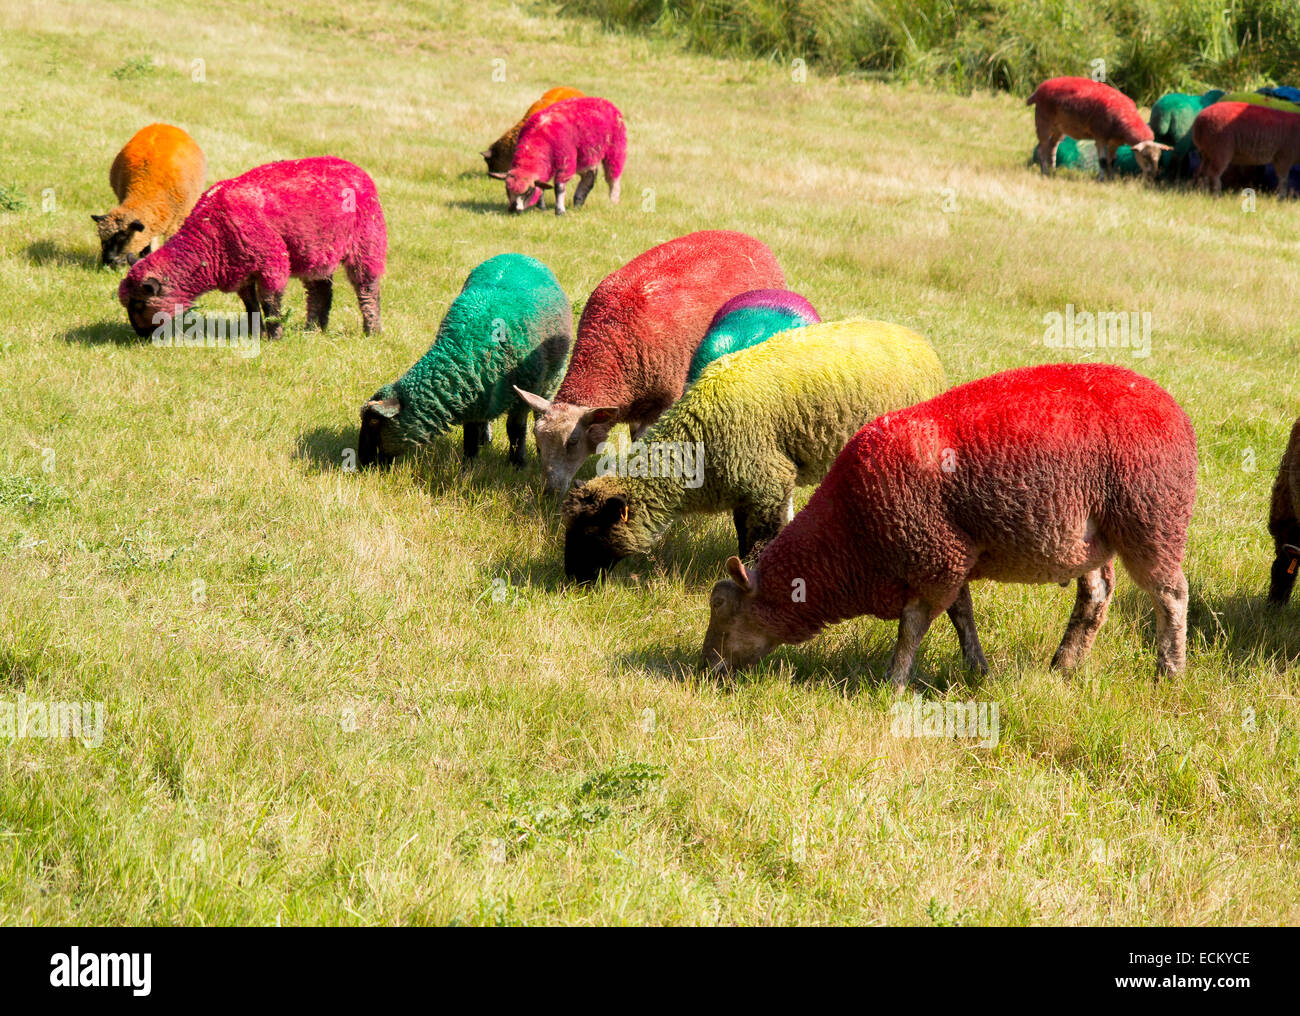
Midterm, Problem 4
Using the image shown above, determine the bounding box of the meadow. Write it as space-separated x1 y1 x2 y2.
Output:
1 0 1298 925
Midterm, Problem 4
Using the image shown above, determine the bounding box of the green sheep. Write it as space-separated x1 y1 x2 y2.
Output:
1149 90 1223 178
560 318 946 583
359 254 572 467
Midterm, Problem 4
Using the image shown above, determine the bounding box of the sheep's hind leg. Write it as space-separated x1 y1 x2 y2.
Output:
945 583 989 676
573 170 598 208
506 408 528 469
354 280 381 335
1149 570 1189 678
237 282 260 328
304 278 333 332
1050 561 1115 673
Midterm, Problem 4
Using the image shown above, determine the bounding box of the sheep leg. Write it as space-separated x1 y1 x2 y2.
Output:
237 282 260 327
740 511 784 560
1274 161 1294 198
888 599 936 692
1268 541 1299 605
605 164 622 204
573 170 598 208
257 286 284 341
506 408 529 469
355 280 382 335
1268 486 1300 603
1149 570 1189 678
553 178 567 216
462 421 490 461
1050 561 1115 673
945 583 988 676
304 278 333 331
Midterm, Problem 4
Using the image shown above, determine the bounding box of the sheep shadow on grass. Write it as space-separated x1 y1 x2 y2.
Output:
25 240 101 271
1195 589 1300 669
61 320 145 346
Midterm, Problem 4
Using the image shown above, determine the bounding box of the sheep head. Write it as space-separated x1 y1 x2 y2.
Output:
701 557 778 675
358 393 402 468
1131 140 1172 178
514 387 618 497
118 271 181 338
92 211 148 268
560 477 642 583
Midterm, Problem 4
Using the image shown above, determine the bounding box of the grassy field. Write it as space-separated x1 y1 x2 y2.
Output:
1 0 1299 926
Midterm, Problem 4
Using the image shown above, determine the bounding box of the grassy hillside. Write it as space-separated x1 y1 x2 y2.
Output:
561 0 1300 103
1 0 1298 925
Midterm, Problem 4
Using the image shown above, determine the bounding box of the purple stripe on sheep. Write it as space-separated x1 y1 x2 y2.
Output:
119 156 387 341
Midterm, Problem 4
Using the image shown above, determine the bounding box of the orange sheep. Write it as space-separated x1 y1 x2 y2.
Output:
92 123 205 267
481 87 584 178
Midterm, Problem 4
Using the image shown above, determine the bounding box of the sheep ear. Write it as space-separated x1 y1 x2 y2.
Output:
581 406 620 428
726 556 753 593
91 213 105 224
138 277 161 297
487 171 508 180
601 494 628 524
128 220 145 233
513 386 552 414
363 397 401 420
481 150 492 160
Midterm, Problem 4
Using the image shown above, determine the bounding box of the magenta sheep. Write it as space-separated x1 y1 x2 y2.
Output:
702 363 1198 687
1192 101 1300 196
515 229 785 495
118 156 386 340
1027 77 1169 179
504 97 627 215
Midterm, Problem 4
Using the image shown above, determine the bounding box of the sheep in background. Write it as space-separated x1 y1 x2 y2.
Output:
482 87 585 179
92 123 205 268
504 96 626 215
1193 101 1300 196
1028 77 1170 179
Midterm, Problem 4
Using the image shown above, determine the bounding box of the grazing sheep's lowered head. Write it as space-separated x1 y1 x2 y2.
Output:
358 383 402 468
118 271 184 338
560 476 647 583
91 211 147 268
1129 140 1173 177
504 169 546 213
701 557 778 674
513 387 619 496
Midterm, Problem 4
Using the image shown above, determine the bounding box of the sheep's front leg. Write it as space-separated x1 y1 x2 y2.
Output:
506 407 529 469
888 599 936 692
257 285 284 341
1050 561 1114 673
237 282 261 329
553 177 567 216
945 583 988 676
573 170 598 208
304 278 333 331
462 420 491 461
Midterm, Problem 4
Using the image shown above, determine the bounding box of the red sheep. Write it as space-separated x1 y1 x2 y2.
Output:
504 97 627 215
515 230 785 495
1028 77 1169 179
1192 101 1300 196
702 363 1198 687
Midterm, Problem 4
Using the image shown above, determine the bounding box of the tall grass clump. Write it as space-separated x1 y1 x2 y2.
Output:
559 0 1300 101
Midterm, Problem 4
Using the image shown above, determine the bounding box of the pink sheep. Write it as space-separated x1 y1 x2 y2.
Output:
118 156 386 340
702 363 1198 687
1028 77 1170 179
504 97 626 215
1192 101 1300 196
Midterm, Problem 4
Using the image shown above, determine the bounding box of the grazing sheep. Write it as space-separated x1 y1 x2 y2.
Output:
1192 101 1300 195
119 157 386 340
561 319 945 583
505 96 626 215
1148 91 1222 178
358 254 571 468
92 123 205 268
1027 77 1170 179
1267 415 1300 605
1261 86 1300 105
514 229 784 496
701 363 1198 687
1219 91 1300 114
685 289 820 385
482 87 585 179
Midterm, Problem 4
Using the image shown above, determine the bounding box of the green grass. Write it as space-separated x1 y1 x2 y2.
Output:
561 0 1300 102
1 0 1299 926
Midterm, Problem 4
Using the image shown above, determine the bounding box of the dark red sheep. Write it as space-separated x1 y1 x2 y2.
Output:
1028 77 1169 179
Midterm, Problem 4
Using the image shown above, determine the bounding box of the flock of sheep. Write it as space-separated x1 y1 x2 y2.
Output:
91 74 1300 686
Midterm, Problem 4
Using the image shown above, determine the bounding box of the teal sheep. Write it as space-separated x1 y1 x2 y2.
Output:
685 289 820 385
1149 91 1222 178
358 254 572 467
